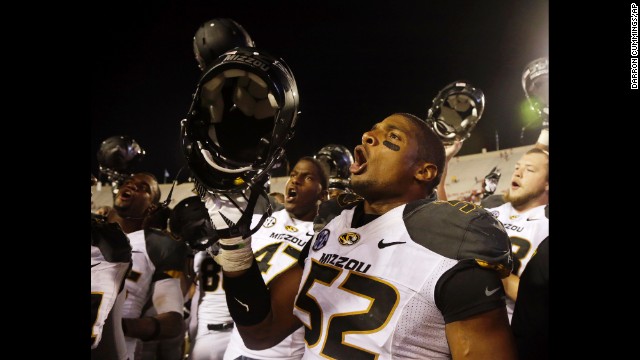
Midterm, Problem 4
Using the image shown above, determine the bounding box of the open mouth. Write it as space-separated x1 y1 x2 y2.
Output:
350 145 368 175
511 181 520 190
118 189 133 201
285 187 297 203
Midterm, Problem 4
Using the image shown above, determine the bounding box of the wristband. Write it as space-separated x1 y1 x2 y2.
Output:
208 236 254 272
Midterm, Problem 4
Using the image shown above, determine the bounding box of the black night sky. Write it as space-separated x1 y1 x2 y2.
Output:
91 0 548 182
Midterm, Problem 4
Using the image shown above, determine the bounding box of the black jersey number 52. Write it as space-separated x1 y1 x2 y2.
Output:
294 259 399 359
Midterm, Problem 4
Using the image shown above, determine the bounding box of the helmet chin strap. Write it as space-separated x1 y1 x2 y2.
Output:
161 166 186 209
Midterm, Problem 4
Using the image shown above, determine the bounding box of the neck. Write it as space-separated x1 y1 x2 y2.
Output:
108 211 145 234
289 206 318 222
364 192 424 215
513 194 548 213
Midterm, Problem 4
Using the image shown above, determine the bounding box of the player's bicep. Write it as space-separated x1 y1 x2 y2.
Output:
152 278 184 315
445 307 517 360
435 261 506 323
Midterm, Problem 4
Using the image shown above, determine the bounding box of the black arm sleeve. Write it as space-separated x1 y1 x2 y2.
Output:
223 260 272 326
435 260 506 323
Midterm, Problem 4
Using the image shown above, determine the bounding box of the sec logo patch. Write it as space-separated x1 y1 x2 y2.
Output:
312 229 330 251
263 217 276 228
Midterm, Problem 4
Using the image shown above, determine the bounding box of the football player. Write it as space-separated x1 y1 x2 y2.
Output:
91 175 132 360
106 172 187 360
203 113 516 358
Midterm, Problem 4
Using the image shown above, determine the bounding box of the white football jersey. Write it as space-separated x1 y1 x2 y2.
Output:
189 250 235 360
91 245 130 350
122 229 185 360
293 204 457 359
224 209 314 360
486 203 548 320
193 250 233 338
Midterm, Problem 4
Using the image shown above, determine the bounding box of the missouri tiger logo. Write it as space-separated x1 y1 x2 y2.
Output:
338 232 360 246
285 225 298 232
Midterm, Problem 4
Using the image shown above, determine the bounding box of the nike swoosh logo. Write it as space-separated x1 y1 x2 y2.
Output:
378 239 406 249
485 286 501 296
526 218 542 221
234 297 249 312
91 262 101 268
132 250 143 253
306 231 315 237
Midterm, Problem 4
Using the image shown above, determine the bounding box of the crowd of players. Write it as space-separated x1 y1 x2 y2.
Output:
91 17 549 360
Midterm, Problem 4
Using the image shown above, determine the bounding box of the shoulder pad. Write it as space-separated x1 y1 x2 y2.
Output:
480 194 506 209
144 228 187 272
313 193 363 231
91 213 131 263
404 200 513 278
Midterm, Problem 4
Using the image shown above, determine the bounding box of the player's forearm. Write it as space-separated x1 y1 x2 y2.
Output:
501 274 520 302
122 311 183 341
223 260 299 350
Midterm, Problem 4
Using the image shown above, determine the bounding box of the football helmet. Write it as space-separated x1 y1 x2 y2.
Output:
96 135 145 183
426 81 485 145
313 144 354 192
169 196 217 251
193 18 255 71
522 57 549 124
181 47 300 197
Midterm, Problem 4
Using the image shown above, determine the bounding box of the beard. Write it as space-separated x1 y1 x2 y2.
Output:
503 186 546 209
350 177 383 202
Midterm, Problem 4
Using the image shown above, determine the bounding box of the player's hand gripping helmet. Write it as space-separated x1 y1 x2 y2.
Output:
181 47 299 198
313 144 354 192
426 81 485 145
193 18 255 72
96 135 146 183
522 57 549 127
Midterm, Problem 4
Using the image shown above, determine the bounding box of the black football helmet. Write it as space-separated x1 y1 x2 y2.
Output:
96 135 145 183
181 47 300 197
426 81 485 145
193 18 255 71
313 144 354 192
522 57 549 124
169 196 217 251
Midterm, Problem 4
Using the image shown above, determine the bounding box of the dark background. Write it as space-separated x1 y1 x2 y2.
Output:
91 0 548 182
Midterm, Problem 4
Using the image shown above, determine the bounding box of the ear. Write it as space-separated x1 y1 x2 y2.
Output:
319 188 329 202
145 203 159 216
415 162 438 183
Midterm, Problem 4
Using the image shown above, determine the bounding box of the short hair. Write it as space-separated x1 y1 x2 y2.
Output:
296 156 329 191
524 148 549 180
134 172 162 203
395 113 446 193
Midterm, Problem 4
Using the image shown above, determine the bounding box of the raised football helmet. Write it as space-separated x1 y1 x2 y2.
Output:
169 196 217 251
426 81 485 145
193 18 255 71
181 47 299 198
522 57 549 125
96 135 145 183
313 144 354 193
